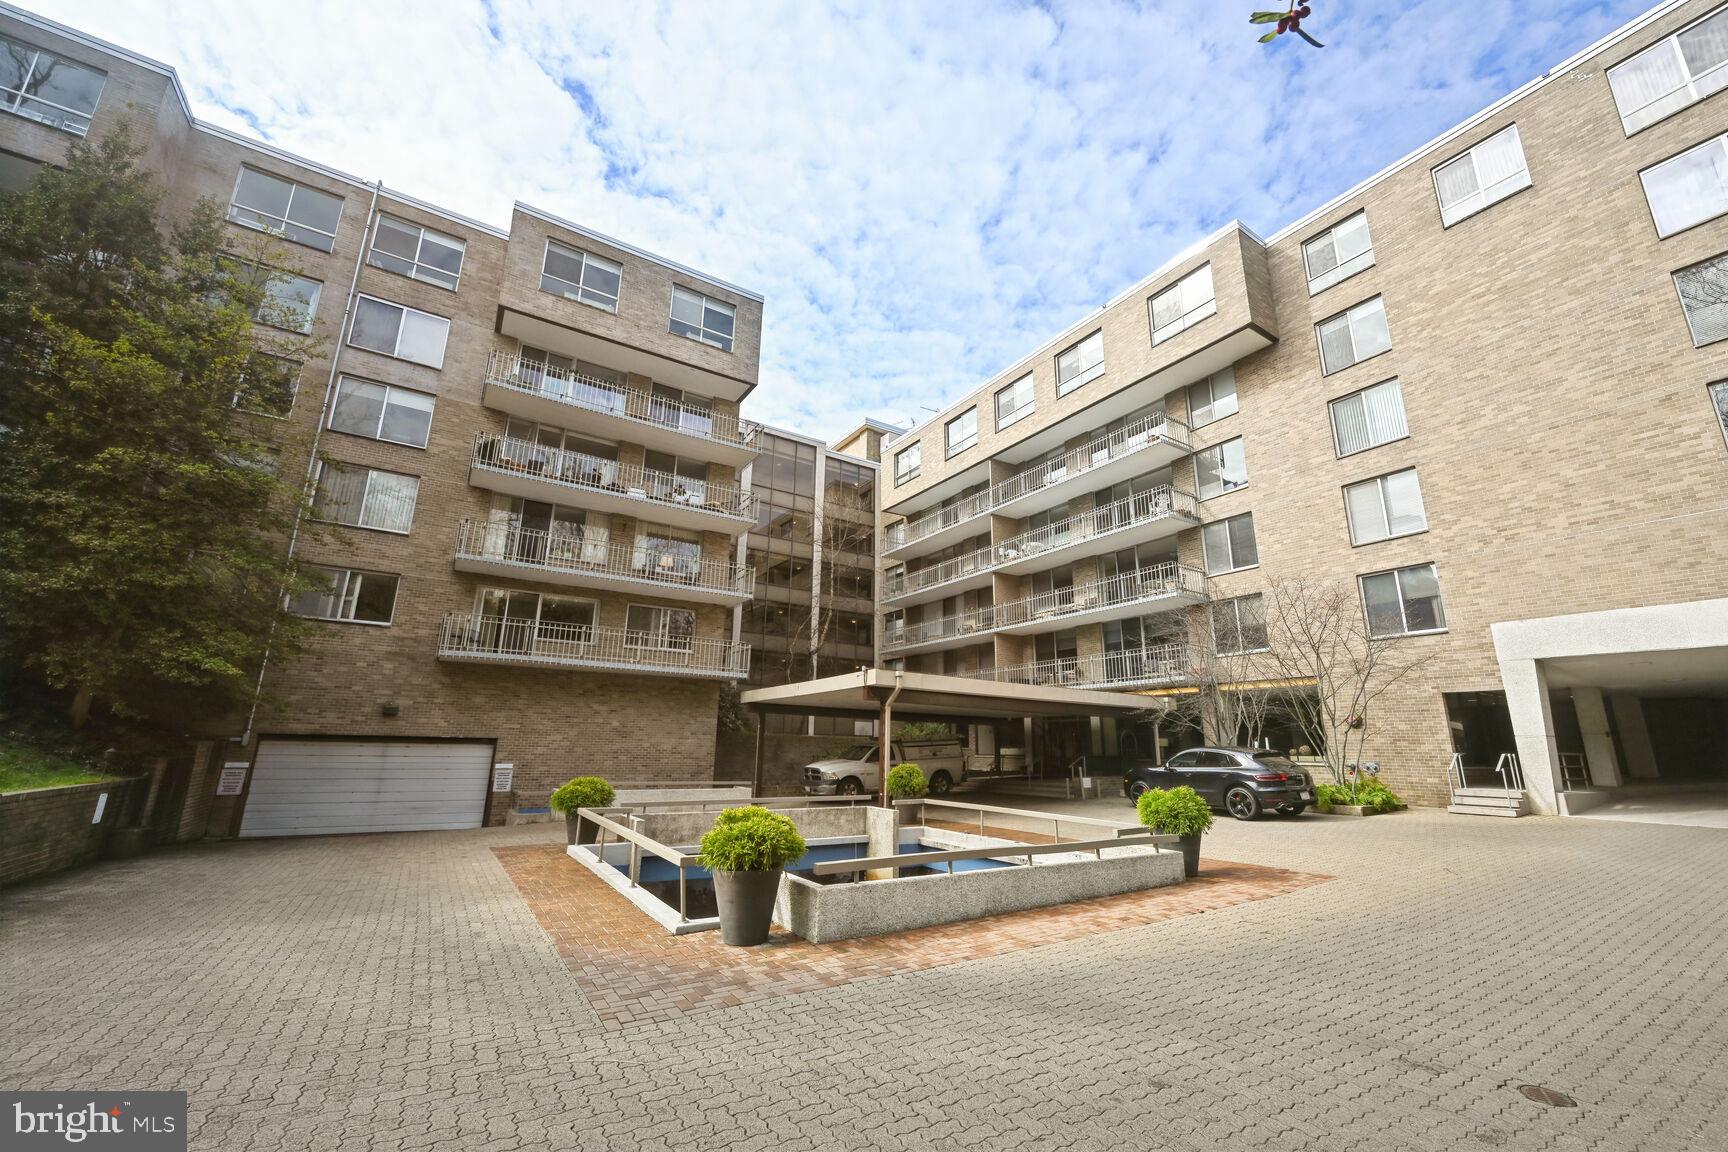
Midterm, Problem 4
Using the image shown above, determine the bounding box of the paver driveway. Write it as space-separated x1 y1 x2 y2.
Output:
3 809 1725 1151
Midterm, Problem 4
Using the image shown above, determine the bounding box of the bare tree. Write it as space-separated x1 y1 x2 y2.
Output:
1175 637 1282 749
782 483 876 683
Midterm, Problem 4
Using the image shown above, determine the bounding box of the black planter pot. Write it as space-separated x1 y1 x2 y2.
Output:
1177 832 1202 878
565 813 600 846
712 867 784 946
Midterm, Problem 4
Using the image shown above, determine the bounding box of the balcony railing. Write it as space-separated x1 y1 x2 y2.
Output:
486 350 759 450
881 606 999 652
471 433 754 521
881 541 997 602
438 614 751 678
966 644 1189 690
882 411 1190 552
994 485 1195 563
454 521 752 597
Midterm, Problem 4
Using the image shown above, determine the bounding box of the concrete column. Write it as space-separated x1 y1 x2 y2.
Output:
1500 657 1560 814
1571 687 1622 789
1611 695 1660 780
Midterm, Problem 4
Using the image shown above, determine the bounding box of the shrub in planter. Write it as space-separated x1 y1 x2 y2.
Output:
885 762 927 800
1317 780 1405 814
1136 785 1213 878
549 776 616 844
699 806 808 946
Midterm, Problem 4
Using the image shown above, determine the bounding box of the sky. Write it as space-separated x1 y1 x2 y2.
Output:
45 0 1655 440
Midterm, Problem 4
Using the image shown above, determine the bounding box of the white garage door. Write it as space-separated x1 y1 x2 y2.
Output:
239 740 492 837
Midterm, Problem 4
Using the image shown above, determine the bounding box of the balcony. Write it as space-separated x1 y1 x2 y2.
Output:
881 412 1191 561
438 615 750 679
483 350 760 466
470 433 755 535
880 540 997 606
965 644 1190 691
452 521 753 606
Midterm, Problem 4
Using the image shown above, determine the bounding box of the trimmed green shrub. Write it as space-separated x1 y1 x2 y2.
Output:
885 762 927 799
1136 785 1214 836
548 776 615 814
699 807 808 873
1318 779 1404 812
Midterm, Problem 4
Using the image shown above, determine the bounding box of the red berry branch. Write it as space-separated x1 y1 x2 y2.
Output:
1250 3 1324 48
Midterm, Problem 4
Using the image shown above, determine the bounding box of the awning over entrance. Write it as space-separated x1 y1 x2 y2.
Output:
740 668 1159 722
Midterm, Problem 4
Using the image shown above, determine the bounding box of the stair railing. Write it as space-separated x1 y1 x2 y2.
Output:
1493 752 1523 804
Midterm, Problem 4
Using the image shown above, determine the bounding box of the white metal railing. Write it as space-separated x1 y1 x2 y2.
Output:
438 614 751 677
486 350 759 450
455 521 752 597
965 644 1189 690
881 541 998 602
882 411 1191 553
994 486 1195 563
471 433 754 520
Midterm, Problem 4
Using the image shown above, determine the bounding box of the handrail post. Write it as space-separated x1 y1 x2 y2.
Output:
678 862 688 923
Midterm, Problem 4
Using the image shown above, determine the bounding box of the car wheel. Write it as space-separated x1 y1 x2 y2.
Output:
928 771 952 796
1275 804 1307 817
838 777 863 796
1225 785 1262 821
1126 780 1150 801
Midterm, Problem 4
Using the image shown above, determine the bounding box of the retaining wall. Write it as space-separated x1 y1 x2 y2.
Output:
0 779 142 888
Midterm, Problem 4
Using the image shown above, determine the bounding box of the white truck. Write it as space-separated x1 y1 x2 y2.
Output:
801 739 968 797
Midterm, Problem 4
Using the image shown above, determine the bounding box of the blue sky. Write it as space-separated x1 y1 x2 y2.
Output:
51 0 1654 439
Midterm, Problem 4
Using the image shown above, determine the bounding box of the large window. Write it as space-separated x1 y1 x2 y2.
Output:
1641 134 1728 238
0 149 42 195
1303 211 1374 295
995 373 1035 430
1056 331 1104 395
1345 468 1427 545
1329 378 1409 457
626 604 696 651
311 463 419 534
670 286 736 351
1675 252 1728 346
477 588 596 651
288 566 398 625
328 377 435 448
1607 5 1728 134
1187 368 1238 428
894 442 921 485
1150 264 1216 345
227 167 342 253
1202 512 1258 574
1432 125 1531 227
1317 296 1391 375
542 241 621 311
369 214 465 290
945 408 978 458
1195 436 1248 500
1361 563 1446 637
232 353 300 418
1213 593 1268 655
349 295 450 368
0 35 106 135
633 525 703 581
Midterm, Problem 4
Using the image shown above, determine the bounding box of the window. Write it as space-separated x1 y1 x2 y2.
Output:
1056 331 1104 395
669 286 736 351
0 35 105 135
477 588 596 651
1317 296 1391 375
1676 252 1728 345
311 463 419 533
233 353 300 418
226 167 342 252
1329 378 1409 457
1641 134 1728 238
541 241 622 311
1607 5 1728 134
945 408 978 457
995 373 1035 430
1150 264 1217 344
1187 368 1238 428
0 149 42 195
1432 125 1531 226
1195 437 1248 499
1213 593 1268 655
626 604 696 651
369 214 465 290
1202 513 1258 574
1345 468 1428 545
348 295 450 368
288 566 399 625
1303 211 1374 295
228 262 322 333
328 377 435 448
633 525 703 580
1712 380 1728 449
1360 563 1446 637
895 442 921 485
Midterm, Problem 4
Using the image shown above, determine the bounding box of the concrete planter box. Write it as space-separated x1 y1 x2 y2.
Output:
1317 802 1403 817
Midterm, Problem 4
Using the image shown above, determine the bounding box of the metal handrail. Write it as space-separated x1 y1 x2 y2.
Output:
438 613 751 676
486 349 760 449
810 831 1178 877
881 541 998 602
1557 752 1590 792
471 432 754 520
966 644 1189 690
1448 752 1466 793
914 796 1147 846
573 807 702 923
455 520 752 596
1494 751 1524 799
995 485 1196 561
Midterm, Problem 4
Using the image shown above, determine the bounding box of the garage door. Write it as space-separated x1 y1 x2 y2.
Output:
239 740 492 837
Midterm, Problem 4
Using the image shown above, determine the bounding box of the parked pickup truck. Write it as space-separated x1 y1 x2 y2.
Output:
802 740 967 796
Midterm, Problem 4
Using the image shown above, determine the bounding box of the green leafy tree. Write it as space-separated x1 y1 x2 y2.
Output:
0 128 320 728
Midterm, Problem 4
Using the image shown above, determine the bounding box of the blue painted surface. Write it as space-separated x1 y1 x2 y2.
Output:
616 839 1010 884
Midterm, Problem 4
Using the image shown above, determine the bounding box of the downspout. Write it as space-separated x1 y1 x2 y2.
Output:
241 179 384 748
878 669 904 809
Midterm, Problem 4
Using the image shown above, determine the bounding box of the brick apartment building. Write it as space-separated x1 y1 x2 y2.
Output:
873 0 1728 813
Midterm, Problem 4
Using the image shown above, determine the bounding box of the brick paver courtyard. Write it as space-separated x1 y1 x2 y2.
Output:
4 807 1726 1151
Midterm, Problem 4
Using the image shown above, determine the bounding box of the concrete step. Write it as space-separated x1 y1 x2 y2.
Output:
1451 786 1526 802
1448 802 1526 817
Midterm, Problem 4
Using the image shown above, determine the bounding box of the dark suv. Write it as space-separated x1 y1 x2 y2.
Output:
1123 747 1314 820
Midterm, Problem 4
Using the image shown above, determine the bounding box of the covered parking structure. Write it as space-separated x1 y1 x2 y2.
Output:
739 668 1160 797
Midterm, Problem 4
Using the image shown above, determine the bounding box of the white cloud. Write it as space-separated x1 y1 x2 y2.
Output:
48 0 1652 438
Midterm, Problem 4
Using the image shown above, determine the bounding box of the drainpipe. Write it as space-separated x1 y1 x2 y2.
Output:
241 179 384 748
878 669 904 809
